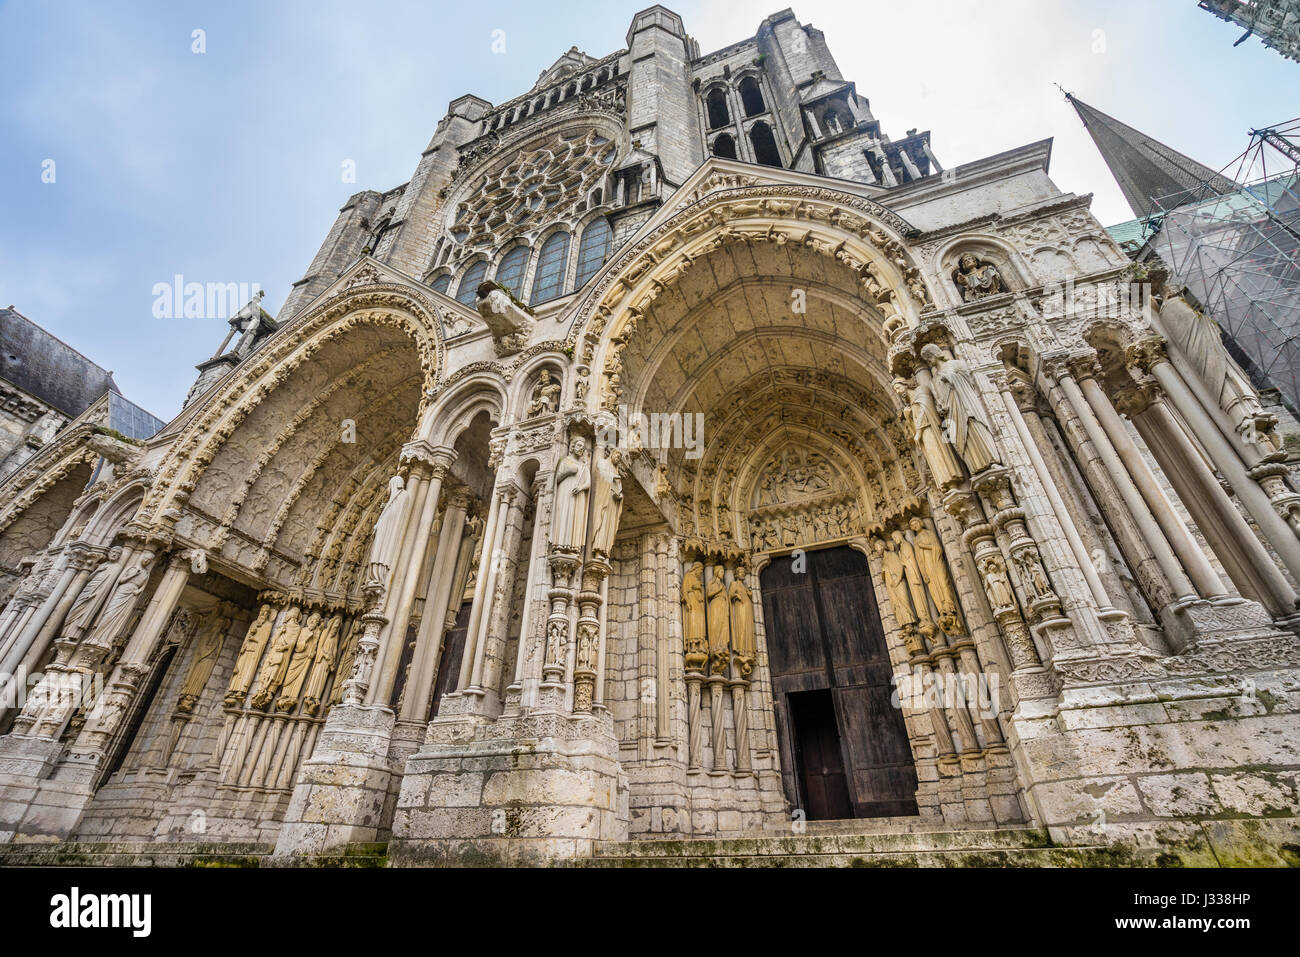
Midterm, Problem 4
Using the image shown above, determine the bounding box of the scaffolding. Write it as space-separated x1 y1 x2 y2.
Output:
1137 119 1300 410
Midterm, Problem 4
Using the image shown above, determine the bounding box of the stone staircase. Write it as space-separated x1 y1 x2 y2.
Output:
582 821 1129 867
0 840 389 868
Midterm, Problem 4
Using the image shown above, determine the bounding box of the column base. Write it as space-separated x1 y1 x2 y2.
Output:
271 704 396 859
390 708 628 866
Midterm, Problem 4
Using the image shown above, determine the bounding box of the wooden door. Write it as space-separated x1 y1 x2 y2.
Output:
761 545 918 819
789 690 853 820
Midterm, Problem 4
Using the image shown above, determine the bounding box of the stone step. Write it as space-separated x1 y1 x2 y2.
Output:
0 840 389 868
590 825 1055 860
581 844 1124 868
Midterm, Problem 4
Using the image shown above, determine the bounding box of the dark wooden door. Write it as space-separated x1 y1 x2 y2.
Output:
761 545 918 819
789 690 852 820
428 601 472 720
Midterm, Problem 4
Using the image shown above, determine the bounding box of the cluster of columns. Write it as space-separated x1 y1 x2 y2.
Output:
1034 338 1300 642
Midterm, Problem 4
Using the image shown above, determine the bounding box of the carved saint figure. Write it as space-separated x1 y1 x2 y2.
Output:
277 610 323 706
952 252 1004 302
728 566 756 678
980 556 1016 610
681 561 707 668
706 565 730 674
873 537 916 627
1158 293 1278 449
228 604 275 697
921 344 1000 476
329 620 360 707
89 551 154 645
368 475 410 586
178 608 230 708
63 547 122 636
892 529 931 625
589 446 624 557
302 614 341 715
894 378 963 490
252 606 301 708
526 368 561 417
908 517 959 622
550 436 591 550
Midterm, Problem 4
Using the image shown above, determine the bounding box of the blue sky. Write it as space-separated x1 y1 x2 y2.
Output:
0 0 1295 420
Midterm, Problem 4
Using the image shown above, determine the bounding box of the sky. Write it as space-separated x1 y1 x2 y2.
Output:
0 0 1295 421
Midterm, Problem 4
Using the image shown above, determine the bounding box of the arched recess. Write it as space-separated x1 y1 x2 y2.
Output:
141 286 442 596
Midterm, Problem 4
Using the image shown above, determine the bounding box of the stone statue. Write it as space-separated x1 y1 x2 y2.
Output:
892 529 931 625
1016 550 1054 601
328 620 360 707
550 435 591 550
589 446 624 557
277 610 322 707
894 378 963 490
681 561 707 669
526 368 561 417
177 609 230 709
952 252 1004 301
908 517 960 623
88 551 154 645
228 604 275 699
367 475 410 585
873 537 916 626
251 606 301 709
706 565 730 674
1159 293 1278 449
921 344 1000 476
303 614 341 715
728 566 756 678
980 556 1015 611
63 546 122 636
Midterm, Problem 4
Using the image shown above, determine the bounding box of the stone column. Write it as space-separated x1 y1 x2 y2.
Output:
729 680 751 774
1047 359 1196 606
0 555 81 679
1002 376 1116 614
708 674 727 773
370 445 455 706
572 556 609 714
1075 357 1228 601
466 484 522 705
654 535 672 743
1117 378 1298 618
506 478 548 708
399 486 469 722
70 552 191 757
540 550 579 711
457 484 508 693
1132 336 1300 582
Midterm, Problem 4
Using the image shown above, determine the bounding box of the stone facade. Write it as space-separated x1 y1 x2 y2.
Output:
0 6 1298 866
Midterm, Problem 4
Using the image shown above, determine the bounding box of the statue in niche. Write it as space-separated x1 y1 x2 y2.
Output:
276 609 323 710
873 537 916 627
780 513 801 546
728 565 756 679
302 614 341 715
717 503 733 539
550 435 591 550
1016 550 1054 601
88 551 154 645
908 517 962 630
575 621 599 673
227 604 275 700
589 446 624 557
921 344 1000 477
706 565 730 675
681 561 707 669
952 252 1004 301
894 378 963 490
251 606 301 709
1158 293 1279 450
526 368 561 417
892 530 932 627
177 608 231 711
980 555 1016 611
63 547 122 636
367 475 410 586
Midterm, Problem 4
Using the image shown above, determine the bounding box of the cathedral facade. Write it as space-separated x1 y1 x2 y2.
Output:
1 6 1298 866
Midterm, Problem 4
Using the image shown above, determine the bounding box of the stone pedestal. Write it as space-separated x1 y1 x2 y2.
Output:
271 703 396 859
389 709 628 866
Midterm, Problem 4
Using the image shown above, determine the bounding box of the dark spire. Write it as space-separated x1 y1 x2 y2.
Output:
1064 91 1239 218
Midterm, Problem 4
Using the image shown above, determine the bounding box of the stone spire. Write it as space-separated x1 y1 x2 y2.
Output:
1064 92 1239 218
